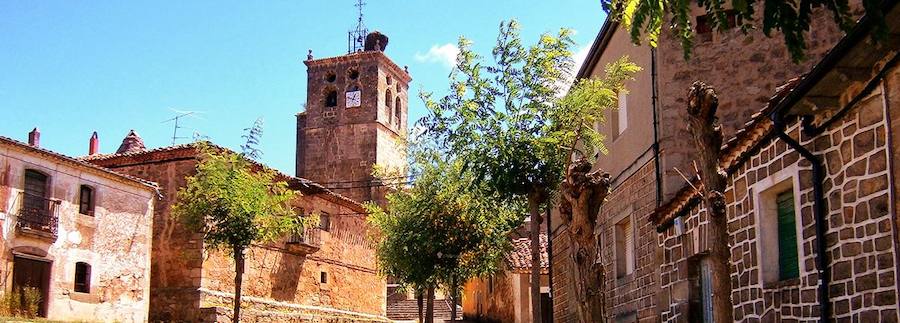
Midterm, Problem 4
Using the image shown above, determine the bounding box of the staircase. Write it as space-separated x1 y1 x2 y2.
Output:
386 298 462 322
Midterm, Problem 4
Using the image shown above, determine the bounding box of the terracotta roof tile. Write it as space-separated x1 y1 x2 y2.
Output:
506 233 548 273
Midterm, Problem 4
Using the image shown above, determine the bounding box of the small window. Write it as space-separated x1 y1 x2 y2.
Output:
386 75 393 85
319 213 331 232
615 217 634 278
396 83 401 93
696 10 739 34
394 100 402 126
611 91 628 139
75 262 91 293
325 90 338 108
756 177 801 284
348 69 359 80
79 185 94 216
320 271 328 284
325 72 336 83
385 89 393 109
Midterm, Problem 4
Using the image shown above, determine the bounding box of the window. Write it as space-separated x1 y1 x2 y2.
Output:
320 271 328 284
348 68 359 80
325 90 338 108
755 174 801 284
611 91 628 140
74 262 91 293
325 72 336 83
394 98 402 126
319 213 331 232
615 217 634 278
23 170 49 217
385 89 393 109
79 185 94 216
386 75 393 85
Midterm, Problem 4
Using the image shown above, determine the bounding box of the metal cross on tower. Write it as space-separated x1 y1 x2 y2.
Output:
348 0 368 53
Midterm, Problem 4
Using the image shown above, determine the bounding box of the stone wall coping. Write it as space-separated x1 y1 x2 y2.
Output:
198 287 390 320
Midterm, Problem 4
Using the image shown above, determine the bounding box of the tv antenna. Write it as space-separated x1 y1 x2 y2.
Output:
348 0 368 53
162 109 203 145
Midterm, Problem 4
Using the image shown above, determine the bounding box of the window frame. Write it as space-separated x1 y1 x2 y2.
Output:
751 164 803 285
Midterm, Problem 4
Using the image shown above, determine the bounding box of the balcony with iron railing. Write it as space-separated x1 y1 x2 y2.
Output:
15 192 60 239
285 226 323 254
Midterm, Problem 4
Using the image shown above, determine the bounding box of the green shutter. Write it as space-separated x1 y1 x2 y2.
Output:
776 191 800 280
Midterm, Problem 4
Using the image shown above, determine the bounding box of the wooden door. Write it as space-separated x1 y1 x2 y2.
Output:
12 256 51 317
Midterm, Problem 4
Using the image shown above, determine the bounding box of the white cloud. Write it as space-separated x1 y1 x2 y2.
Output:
414 43 460 69
572 43 592 75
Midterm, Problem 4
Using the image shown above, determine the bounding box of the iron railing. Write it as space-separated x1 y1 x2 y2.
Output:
286 227 322 249
15 192 60 236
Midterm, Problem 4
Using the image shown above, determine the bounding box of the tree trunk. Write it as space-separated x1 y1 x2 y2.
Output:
425 286 435 323
527 192 545 323
449 277 458 322
686 82 733 323
559 158 611 323
417 289 424 323
233 246 245 323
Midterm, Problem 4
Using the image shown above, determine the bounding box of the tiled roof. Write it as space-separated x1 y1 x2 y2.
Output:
80 142 367 213
0 136 158 190
506 233 548 273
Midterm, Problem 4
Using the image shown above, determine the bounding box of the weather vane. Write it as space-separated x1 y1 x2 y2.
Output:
348 0 368 53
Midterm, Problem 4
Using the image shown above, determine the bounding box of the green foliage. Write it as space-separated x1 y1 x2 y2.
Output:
172 142 303 253
602 0 885 62
421 20 639 203
367 155 522 291
0 287 41 318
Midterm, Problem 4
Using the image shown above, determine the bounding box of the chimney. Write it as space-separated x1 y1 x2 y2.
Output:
89 132 100 155
27 128 40 147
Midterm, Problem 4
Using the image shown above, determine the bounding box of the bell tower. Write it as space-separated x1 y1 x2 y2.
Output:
296 30 410 203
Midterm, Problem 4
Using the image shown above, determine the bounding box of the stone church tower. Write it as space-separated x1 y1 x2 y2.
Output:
296 32 410 204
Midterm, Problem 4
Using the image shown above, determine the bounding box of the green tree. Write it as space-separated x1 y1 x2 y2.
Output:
422 21 639 322
602 0 886 61
172 123 304 323
367 154 520 323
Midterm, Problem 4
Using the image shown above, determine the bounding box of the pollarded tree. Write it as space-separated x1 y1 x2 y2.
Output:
422 20 639 323
367 154 521 323
602 0 886 61
172 123 305 323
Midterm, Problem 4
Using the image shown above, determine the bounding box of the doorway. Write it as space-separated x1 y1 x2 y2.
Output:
12 256 51 317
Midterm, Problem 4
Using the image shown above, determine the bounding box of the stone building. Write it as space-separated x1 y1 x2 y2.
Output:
652 5 900 321
0 131 156 322
85 136 388 322
551 2 867 322
462 233 550 323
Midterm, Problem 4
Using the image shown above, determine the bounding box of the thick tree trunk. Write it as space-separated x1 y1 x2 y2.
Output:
425 287 435 323
686 82 733 323
233 246 245 323
417 289 424 323
527 192 545 323
559 158 611 323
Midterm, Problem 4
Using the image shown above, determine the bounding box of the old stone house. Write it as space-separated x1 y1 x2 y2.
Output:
462 232 550 323
84 134 388 322
551 1 871 323
0 130 156 322
652 4 900 321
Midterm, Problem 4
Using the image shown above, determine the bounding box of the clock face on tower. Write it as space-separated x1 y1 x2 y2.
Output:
346 90 361 108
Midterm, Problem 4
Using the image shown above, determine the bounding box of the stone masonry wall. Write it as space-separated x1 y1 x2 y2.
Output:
0 144 154 322
100 158 206 322
200 193 385 316
657 73 900 321
656 4 859 199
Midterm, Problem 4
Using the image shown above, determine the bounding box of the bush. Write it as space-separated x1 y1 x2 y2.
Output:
0 287 42 318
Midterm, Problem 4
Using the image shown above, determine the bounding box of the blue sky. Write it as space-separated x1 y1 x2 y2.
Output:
2 1 607 174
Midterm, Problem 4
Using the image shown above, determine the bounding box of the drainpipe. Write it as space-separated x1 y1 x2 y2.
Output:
768 113 830 323
651 48 663 207
545 205 553 323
